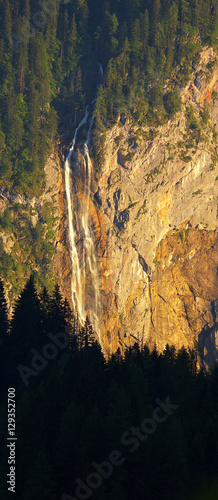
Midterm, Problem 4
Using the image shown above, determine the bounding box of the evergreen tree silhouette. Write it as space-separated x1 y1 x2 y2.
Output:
39 285 51 334
47 284 67 334
10 274 43 365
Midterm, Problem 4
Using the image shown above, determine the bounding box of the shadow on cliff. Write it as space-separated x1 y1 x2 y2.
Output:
198 314 218 370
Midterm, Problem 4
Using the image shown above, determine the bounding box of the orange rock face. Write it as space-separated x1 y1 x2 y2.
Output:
57 47 218 367
149 228 218 363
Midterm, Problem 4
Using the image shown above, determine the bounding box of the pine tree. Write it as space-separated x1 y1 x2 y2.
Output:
63 298 74 334
10 275 43 364
17 27 29 92
151 0 161 45
23 0 31 20
4 0 12 38
66 13 78 73
107 11 119 55
48 283 68 335
77 316 95 349
93 84 107 167
121 37 130 80
165 2 178 74
131 19 143 62
140 9 149 59
39 286 51 333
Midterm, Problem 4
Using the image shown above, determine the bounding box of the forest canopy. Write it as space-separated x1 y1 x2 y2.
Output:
0 0 217 192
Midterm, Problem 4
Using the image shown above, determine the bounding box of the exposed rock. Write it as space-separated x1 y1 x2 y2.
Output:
0 232 14 254
54 47 218 367
86 47 218 365
3 48 217 368
30 211 39 228
199 324 218 372
149 228 218 353
117 150 127 168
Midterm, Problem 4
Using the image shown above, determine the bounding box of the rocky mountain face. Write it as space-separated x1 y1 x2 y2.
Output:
1 47 217 368
59 47 218 366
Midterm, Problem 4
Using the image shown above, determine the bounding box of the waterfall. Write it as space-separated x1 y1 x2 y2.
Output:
98 62 104 85
64 65 103 335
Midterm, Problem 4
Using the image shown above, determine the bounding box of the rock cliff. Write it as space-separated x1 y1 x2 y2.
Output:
84 47 218 365
2 47 217 369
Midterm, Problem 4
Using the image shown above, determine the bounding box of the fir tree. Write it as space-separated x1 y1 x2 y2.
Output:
10 274 43 364
4 0 12 38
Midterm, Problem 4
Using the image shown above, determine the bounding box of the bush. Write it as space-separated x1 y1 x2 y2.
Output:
186 106 202 143
0 208 13 230
200 106 210 124
163 90 182 117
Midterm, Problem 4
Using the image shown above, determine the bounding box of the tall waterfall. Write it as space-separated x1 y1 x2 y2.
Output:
64 65 103 335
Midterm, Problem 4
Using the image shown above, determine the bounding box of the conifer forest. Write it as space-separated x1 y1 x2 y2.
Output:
0 1 218 499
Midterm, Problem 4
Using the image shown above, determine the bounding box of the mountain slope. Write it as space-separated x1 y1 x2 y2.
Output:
80 47 218 364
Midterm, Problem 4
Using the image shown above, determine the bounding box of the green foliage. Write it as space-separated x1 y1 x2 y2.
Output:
200 105 210 124
185 105 204 147
135 199 147 219
0 207 13 230
163 90 182 117
91 0 215 138
93 85 107 131
212 90 218 102
114 133 124 146
0 0 216 184
0 202 57 299
180 152 192 162
192 189 202 196
122 151 134 162
147 85 168 125
179 230 185 242
153 257 160 265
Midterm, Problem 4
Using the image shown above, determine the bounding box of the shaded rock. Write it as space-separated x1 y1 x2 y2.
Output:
117 149 127 168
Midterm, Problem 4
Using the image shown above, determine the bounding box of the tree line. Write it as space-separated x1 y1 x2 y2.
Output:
91 0 217 165
0 0 217 187
0 275 218 499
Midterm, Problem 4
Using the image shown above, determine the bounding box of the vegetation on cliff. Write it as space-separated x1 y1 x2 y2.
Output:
91 0 217 165
0 200 58 298
0 276 218 499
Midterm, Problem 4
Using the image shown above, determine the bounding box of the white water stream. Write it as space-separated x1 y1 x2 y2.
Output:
64 65 103 334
